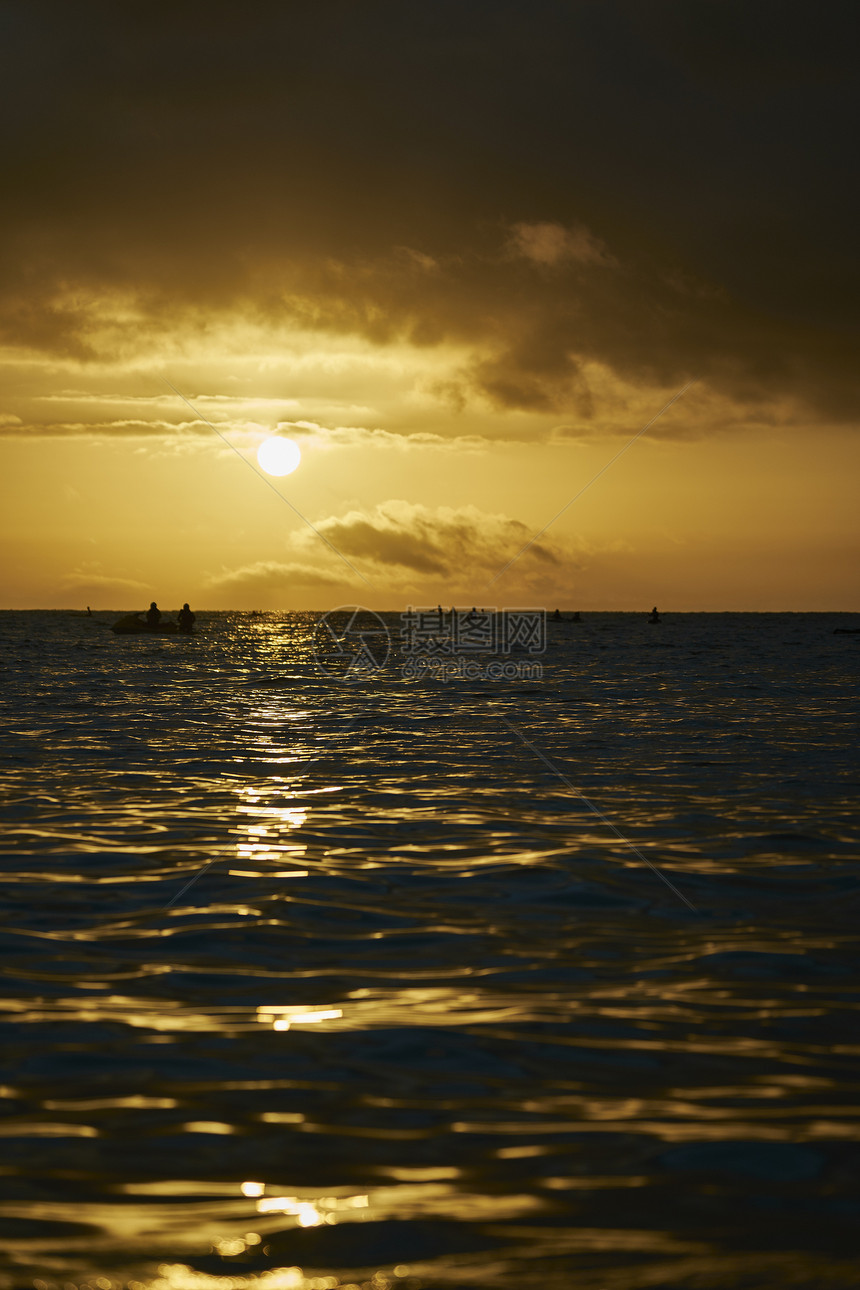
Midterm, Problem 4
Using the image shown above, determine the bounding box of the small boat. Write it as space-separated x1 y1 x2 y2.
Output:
111 614 191 635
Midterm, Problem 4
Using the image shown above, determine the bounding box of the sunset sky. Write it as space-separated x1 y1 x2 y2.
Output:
1 2 857 611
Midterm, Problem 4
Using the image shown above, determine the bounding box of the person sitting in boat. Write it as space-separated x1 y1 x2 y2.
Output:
146 601 161 627
177 602 195 633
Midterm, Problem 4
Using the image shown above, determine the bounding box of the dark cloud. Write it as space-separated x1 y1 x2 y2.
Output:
309 502 560 580
205 504 566 601
1 2 857 421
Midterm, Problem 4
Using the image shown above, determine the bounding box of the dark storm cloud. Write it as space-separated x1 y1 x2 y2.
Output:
1 1 857 420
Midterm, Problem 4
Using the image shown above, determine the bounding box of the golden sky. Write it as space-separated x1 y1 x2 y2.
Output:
1 3 857 610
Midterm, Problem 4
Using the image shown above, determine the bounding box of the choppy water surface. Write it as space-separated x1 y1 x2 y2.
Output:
1 610 859 1290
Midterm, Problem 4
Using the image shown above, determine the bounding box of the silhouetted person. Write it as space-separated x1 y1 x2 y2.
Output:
572 611 581 622
86 606 92 617
552 609 561 621
177 602 195 633
649 605 660 623
146 601 161 627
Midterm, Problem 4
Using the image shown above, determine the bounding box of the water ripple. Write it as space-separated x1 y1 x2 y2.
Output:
0 611 858 1288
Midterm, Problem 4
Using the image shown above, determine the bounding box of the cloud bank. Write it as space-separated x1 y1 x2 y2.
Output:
0 2 856 429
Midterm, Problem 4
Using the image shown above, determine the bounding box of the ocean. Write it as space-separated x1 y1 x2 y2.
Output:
1 609 858 1290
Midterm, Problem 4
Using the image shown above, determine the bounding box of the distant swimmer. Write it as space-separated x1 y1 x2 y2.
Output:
177 602 196 633
649 605 661 623
146 601 161 627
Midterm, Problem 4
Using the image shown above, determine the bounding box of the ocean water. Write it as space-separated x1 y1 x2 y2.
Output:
1 609 858 1290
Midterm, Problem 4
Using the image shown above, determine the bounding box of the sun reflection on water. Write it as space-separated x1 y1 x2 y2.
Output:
6 613 860 1290
233 783 308 871
257 1006 344 1032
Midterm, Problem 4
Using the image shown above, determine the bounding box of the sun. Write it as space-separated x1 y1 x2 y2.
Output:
257 436 301 477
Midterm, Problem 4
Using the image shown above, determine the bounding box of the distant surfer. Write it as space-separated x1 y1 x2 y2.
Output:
649 605 661 623
146 601 161 627
552 608 561 621
177 602 196 633
86 606 92 617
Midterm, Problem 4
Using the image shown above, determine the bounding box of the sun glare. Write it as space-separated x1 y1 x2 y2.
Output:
257 436 301 476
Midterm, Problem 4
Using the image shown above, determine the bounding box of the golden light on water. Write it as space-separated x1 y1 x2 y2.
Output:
234 783 308 869
258 1007 344 1033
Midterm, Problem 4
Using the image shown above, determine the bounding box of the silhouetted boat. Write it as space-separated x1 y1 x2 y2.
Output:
111 614 192 635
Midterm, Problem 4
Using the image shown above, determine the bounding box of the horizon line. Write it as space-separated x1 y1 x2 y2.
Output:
3 607 858 616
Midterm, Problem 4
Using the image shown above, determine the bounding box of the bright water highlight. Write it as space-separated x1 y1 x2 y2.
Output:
1 610 858 1289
